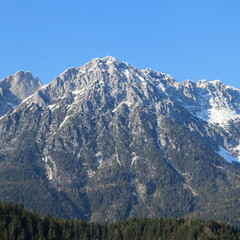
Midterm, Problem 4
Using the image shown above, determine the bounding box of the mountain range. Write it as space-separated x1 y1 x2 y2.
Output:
0 57 239 224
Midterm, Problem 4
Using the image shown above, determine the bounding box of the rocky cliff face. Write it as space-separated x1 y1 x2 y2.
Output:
0 57 239 223
0 71 42 117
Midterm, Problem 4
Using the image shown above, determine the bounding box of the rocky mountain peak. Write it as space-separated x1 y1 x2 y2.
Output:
101 55 119 64
7 71 42 99
14 58 240 131
0 57 240 223
0 71 42 117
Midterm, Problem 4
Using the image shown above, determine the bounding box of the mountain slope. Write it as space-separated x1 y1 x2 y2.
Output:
0 57 239 223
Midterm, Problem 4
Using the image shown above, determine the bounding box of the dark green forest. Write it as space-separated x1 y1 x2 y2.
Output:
0 202 239 240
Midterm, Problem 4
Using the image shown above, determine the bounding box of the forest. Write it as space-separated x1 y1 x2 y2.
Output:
0 202 239 240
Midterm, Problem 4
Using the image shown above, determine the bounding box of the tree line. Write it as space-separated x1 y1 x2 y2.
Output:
0 202 239 240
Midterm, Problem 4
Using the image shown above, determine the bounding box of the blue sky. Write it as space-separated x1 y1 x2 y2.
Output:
0 0 240 88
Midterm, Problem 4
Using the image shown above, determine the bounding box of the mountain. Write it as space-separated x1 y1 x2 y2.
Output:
0 71 42 117
0 57 239 224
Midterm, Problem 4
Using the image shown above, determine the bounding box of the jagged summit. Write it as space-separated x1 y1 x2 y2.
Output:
78 56 121 70
101 55 119 62
0 71 42 117
0 58 240 223
14 70 33 76
2 57 239 165
5 57 240 133
1 71 41 87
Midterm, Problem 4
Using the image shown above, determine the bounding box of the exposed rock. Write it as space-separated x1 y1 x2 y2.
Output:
0 71 42 117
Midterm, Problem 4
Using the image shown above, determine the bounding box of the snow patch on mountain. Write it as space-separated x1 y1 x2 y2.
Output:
112 100 132 113
195 104 240 126
208 107 240 126
48 103 60 110
181 80 240 128
216 146 240 164
59 115 71 130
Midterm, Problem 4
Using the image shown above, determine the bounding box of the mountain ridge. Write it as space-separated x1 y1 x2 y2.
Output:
0 57 239 224
17 56 239 163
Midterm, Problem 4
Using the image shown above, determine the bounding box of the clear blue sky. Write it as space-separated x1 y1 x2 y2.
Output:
1 0 240 88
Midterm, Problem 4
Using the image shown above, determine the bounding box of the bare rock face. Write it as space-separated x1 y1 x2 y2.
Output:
0 57 239 224
0 71 42 117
